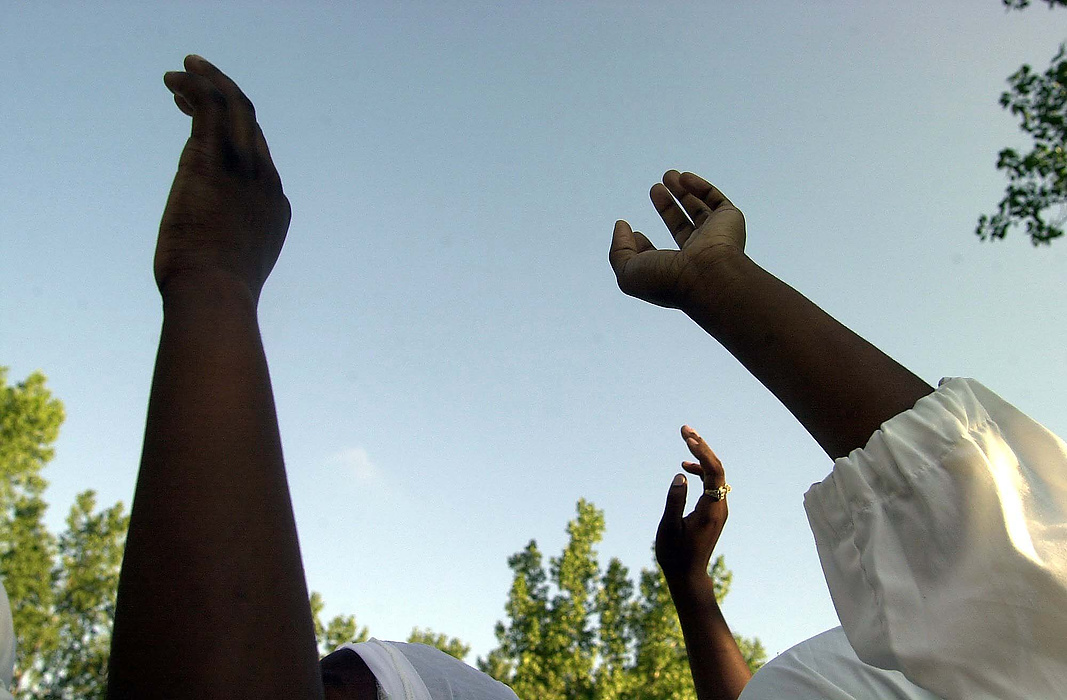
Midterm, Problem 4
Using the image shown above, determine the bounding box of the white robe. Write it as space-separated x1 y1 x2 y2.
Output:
746 378 1067 699
739 627 940 699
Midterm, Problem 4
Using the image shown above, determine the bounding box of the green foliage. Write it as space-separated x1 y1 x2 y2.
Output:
3 494 57 690
478 501 604 700
630 566 694 699
408 628 472 660
733 634 767 676
310 590 369 656
0 368 64 507
481 500 766 700
594 559 636 699
980 1 1067 244
1003 0 1067 9
0 368 130 699
978 43 1067 244
2 367 765 699
36 492 128 699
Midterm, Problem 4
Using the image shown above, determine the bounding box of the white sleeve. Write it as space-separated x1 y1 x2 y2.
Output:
804 378 1067 700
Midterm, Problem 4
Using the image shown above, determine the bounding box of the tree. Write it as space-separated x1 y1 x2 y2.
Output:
977 0 1067 244
4 368 764 698
35 492 128 699
594 559 636 699
1002 0 1066 9
480 500 766 700
310 590 370 656
0 368 131 699
630 565 695 699
0 368 62 513
407 628 472 660
0 367 472 694
311 596 473 661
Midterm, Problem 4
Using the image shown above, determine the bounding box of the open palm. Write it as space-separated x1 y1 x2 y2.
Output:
610 171 746 310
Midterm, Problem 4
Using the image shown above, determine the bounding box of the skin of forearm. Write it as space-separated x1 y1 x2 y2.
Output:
109 273 323 699
682 254 934 459
668 574 752 700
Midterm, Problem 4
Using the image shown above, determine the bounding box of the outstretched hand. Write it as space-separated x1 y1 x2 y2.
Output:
656 425 729 587
156 55 291 302
610 171 745 310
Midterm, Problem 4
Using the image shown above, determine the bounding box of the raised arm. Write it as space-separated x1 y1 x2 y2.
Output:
108 56 323 699
610 171 933 459
657 426 751 700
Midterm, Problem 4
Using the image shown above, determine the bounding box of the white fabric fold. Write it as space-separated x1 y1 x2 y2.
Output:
0 580 14 700
340 638 519 700
804 377 1067 699
341 639 433 700
738 627 941 699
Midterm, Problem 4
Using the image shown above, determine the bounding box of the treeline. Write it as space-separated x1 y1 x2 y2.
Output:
1 368 762 698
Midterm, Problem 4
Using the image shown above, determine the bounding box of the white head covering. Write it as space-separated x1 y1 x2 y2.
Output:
0 581 16 700
738 628 941 700
339 639 519 700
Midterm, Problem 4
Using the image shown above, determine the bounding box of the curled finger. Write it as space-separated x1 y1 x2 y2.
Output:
184 55 261 153
663 171 713 231
681 459 705 479
650 182 694 247
163 70 229 147
679 172 736 212
172 93 194 117
681 425 725 488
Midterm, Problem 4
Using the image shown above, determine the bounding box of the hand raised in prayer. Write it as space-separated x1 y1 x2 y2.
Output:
656 425 730 588
156 55 290 303
609 171 745 310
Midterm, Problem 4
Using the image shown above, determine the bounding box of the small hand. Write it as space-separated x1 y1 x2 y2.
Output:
655 425 729 587
609 171 745 310
156 55 291 302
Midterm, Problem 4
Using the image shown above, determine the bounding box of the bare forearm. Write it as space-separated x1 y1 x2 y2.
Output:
669 575 752 700
110 275 322 699
684 254 933 459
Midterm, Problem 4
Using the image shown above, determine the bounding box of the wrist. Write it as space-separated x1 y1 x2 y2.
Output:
678 250 756 330
665 568 717 602
159 269 259 316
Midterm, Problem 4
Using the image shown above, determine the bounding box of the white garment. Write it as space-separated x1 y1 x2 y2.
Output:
803 378 1067 699
340 639 519 700
0 580 14 700
738 627 940 699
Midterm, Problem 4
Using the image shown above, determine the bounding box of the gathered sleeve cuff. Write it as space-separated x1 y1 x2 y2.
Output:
805 378 1067 699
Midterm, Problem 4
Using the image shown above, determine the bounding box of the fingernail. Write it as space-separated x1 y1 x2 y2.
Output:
672 474 686 487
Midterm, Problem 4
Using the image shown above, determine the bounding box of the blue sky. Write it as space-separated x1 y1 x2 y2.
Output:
3 1 1067 664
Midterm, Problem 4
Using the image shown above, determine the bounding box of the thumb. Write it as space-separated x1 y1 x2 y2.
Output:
608 219 638 278
658 473 688 534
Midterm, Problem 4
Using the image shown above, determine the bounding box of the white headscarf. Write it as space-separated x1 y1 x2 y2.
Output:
739 627 941 700
0 581 15 700
339 639 519 700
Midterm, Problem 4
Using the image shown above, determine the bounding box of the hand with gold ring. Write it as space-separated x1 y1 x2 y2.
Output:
655 425 731 587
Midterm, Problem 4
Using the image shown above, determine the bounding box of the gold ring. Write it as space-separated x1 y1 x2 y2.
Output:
705 484 731 501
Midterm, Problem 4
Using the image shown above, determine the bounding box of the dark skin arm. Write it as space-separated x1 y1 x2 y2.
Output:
610 171 933 459
108 56 323 699
657 426 751 700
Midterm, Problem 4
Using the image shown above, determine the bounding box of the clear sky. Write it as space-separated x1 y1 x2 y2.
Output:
3 1 1067 665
